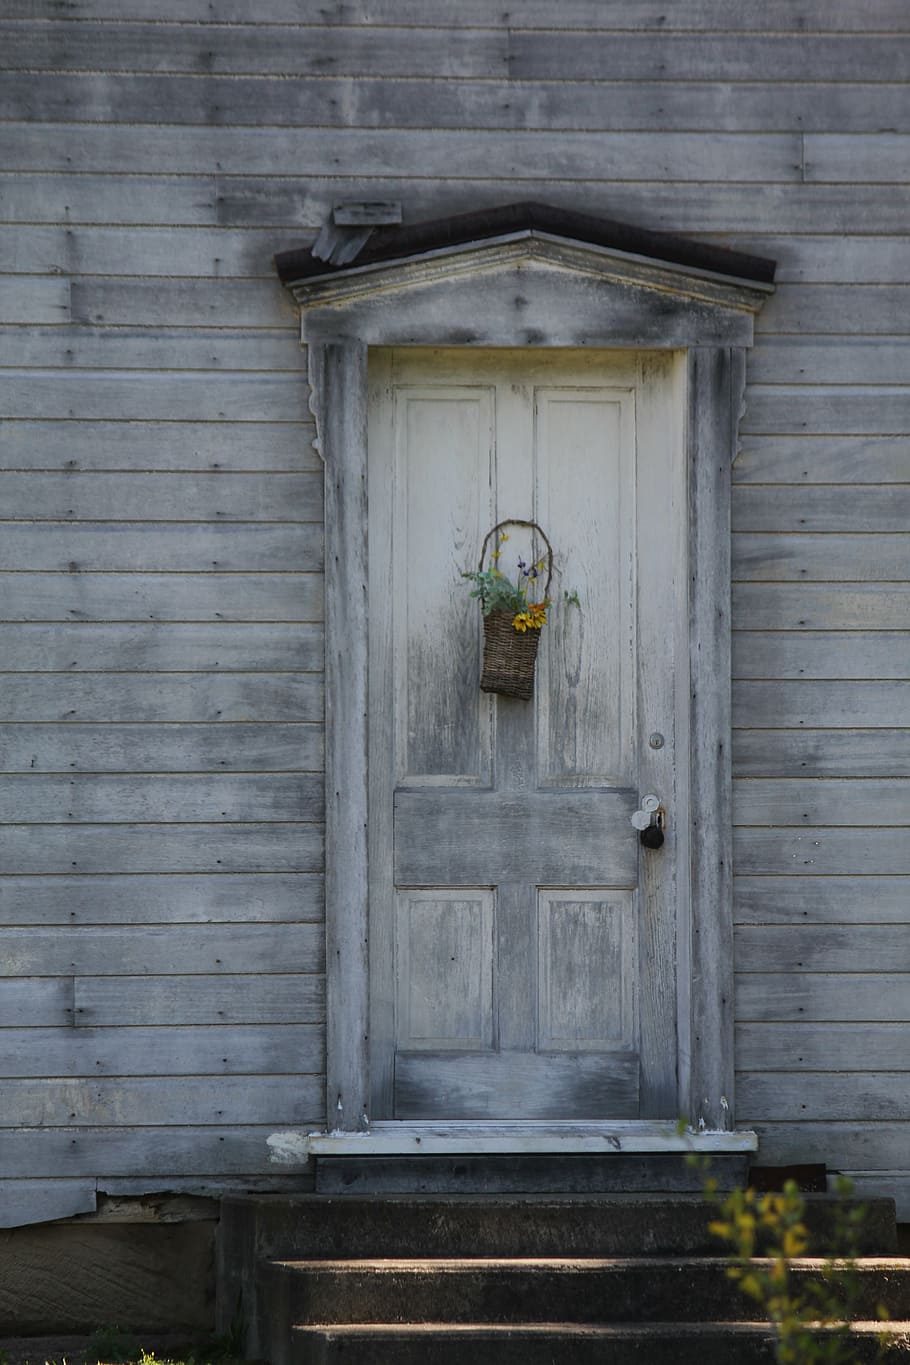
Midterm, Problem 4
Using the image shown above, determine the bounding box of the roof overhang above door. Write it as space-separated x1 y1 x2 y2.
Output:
275 201 775 350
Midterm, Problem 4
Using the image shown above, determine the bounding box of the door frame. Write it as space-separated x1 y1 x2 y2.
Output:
277 209 775 1137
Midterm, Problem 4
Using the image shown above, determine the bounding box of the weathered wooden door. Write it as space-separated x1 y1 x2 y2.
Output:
368 347 685 1123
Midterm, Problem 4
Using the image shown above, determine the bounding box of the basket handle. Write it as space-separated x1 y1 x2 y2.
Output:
479 518 553 600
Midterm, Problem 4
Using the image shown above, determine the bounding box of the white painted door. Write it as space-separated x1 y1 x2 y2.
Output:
368 348 686 1122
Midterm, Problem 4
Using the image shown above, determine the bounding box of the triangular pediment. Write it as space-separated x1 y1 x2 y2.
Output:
275 202 774 350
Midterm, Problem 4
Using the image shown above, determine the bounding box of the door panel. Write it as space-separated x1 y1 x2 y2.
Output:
368 348 682 1122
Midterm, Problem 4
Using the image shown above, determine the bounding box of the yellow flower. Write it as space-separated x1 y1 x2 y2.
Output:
527 601 548 627
512 612 531 633
499 532 509 541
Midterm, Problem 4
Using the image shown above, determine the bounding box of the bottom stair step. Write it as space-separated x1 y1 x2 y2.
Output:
291 1320 910 1365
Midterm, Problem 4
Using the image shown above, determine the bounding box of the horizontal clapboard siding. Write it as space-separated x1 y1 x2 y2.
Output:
2 3 908 1219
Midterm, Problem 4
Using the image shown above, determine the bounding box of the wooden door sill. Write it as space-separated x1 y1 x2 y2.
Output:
305 1121 757 1157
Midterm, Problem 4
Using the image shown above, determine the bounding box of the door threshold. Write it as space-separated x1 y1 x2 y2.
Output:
305 1121 757 1158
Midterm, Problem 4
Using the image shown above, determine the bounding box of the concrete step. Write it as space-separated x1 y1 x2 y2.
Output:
219 1191 897 1263
289 1320 910 1364
265 1255 910 1327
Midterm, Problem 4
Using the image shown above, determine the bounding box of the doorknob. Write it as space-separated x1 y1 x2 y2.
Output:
631 794 665 849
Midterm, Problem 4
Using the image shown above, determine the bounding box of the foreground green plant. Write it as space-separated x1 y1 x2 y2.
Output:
707 1176 889 1364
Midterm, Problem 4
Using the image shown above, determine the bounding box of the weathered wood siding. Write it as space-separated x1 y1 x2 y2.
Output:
2 2 908 1219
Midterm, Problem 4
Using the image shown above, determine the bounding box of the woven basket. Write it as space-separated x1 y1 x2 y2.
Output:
477 519 553 700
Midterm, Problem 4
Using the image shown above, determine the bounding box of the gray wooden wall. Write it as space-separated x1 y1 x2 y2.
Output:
2 1 908 1223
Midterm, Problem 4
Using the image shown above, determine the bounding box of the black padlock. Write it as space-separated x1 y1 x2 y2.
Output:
640 823 664 850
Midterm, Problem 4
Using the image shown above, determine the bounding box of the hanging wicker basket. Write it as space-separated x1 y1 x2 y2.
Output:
478 519 553 700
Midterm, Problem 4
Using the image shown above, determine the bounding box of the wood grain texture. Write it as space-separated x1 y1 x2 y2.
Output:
737 974 910 1024
0 573 324 622
1 374 310 425
0 674 323 723
735 876 910 924
10 74 910 134
0 824 324 875
0 471 320 519
0 873 323 925
0 724 324 774
395 1052 639 1121
733 681 910 728
0 623 322 672
733 632 910 679
733 729 910 778
733 486 910 532
734 778 910 827
733 534 910 582
747 1121 910 1170
0 773 322 823
0 124 801 181
0 1024 324 1078
735 827 910 876
0 978 74 1028
75 973 324 1026
0 325 301 373
0 1124 312 1178
0 420 319 472
733 584 910 630
0 1178 96 1230
735 923 910 973
740 1073 910 1122
0 278 70 325
0 923 324 976
0 524 321 572
747 340 910 386
3 0 907 28
736 1022 910 1071
0 1075 323 1127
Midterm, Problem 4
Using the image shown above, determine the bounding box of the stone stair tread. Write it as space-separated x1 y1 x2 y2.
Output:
273 1253 910 1270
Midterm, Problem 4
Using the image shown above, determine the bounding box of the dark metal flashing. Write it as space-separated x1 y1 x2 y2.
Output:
275 201 776 290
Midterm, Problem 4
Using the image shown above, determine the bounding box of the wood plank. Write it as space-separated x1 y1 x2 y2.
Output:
0 823 323 875
758 286 910 335
735 924 910 973
733 583 910 630
0 1123 313 1178
509 32 910 81
0 225 291 278
735 876 910 924
0 1024 324 1078
0 524 322 572
734 778 910 827
742 387 910 436
733 534 910 582
0 923 324 977
0 22 509 77
3 0 906 28
806 133 910 183
0 573 324 622
0 277 70 325
0 675 323 724
7 73 909 134
737 973 910 1023
0 978 74 1027
837 1174 910 1223
0 420 320 473
0 326 301 372
0 873 323 925
743 237 910 285
736 1022 910 1071
747 341 910 387
0 471 320 520
733 632 910 679
0 623 322 672
739 1072 910 1122
0 723 324 774
0 1178 97 1228
71 279 296 328
76 973 324 1026
746 1121 910 1170
0 124 801 181
0 773 322 824
394 789 638 886
7 173 905 235
395 1051 639 1121
733 729 910 777
0 1075 323 1127
733 681 910 728
735 827 910 876
0 373 309 423
733 487 910 532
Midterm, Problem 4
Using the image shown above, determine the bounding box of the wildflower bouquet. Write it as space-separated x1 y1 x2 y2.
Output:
462 518 554 699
